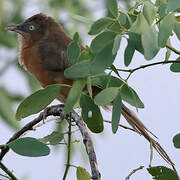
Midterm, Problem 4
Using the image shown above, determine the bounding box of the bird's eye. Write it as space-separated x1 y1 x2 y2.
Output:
29 25 35 31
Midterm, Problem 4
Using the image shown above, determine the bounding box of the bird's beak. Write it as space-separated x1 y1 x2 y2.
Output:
6 25 18 32
6 24 26 37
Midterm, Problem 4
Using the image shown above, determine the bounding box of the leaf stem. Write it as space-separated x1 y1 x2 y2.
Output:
103 120 136 133
63 115 72 180
0 162 18 180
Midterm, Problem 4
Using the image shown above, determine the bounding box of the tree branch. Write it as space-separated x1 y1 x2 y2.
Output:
125 166 144 180
117 60 180 80
0 104 101 180
0 162 18 180
70 109 101 180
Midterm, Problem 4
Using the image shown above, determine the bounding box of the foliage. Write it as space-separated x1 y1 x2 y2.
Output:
147 166 179 180
8 137 50 157
0 0 180 179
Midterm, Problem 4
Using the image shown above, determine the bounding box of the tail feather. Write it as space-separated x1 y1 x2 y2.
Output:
121 104 175 170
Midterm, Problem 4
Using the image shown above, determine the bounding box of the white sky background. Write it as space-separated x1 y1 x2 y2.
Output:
0 0 180 180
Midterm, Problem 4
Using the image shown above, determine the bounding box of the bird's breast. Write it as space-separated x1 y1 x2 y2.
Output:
19 43 73 102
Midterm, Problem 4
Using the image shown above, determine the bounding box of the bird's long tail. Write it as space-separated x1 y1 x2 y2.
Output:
121 103 176 171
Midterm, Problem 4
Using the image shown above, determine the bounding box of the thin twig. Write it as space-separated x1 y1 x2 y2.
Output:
125 166 144 180
0 162 18 180
166 45 180 55
103 120 137 133
116 60 180 80
33 117 61 130
63 116 72 180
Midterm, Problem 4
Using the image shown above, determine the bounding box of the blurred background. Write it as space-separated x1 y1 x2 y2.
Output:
0 0 179 179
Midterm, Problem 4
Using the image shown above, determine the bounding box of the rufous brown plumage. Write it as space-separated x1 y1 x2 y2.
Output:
7 13 175 169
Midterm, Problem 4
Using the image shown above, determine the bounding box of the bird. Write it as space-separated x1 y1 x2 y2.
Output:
6 13 175 169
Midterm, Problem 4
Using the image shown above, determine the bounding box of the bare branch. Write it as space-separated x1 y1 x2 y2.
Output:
125 166 144 180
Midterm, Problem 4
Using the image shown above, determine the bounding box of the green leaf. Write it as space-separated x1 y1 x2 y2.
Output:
92 74 143 109
112 34 121 55
39 131 64 145
87 76 92 98
119 12 127 25
130 13 149 34
107 21 122 33
94 87 119 106
16 84 61 121
155 0 168 6
92 74 124 89
91 41 117 75
167 0 180 12
64 60 91 79
124 44 135 66
88 17 114 35
0 88 20 130
173 22 180 40
76 167 91 180
67 41 81 64
158 3 168 18
80 95 104 133
121 85 144 108
128 33 144 54
143 1 157 25
124 33 144 66
65 79 86 113
73 32 80 41
106 0 118 18
141 27 160 60
112 92 122 133
147 166 179 180
119 12 132 29
8 137 50 157
90 31 116 54
110 65 121 78
92 73 121 89
79 49 90 62
158 13 174 47
173 133 180 148
170 57 180 72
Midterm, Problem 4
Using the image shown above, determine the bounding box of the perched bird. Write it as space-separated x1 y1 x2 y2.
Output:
7 13 174 168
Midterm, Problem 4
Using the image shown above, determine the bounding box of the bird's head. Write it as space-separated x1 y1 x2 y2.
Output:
6 13 55 44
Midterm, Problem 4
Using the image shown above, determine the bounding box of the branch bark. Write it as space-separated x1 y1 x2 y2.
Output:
0 162 18 180
125 166 144 180
0 104 101 180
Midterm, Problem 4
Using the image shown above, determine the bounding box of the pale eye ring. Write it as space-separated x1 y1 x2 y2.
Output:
29 25 35 31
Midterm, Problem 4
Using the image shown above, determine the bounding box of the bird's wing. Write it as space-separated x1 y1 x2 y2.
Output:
38 38 71 72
